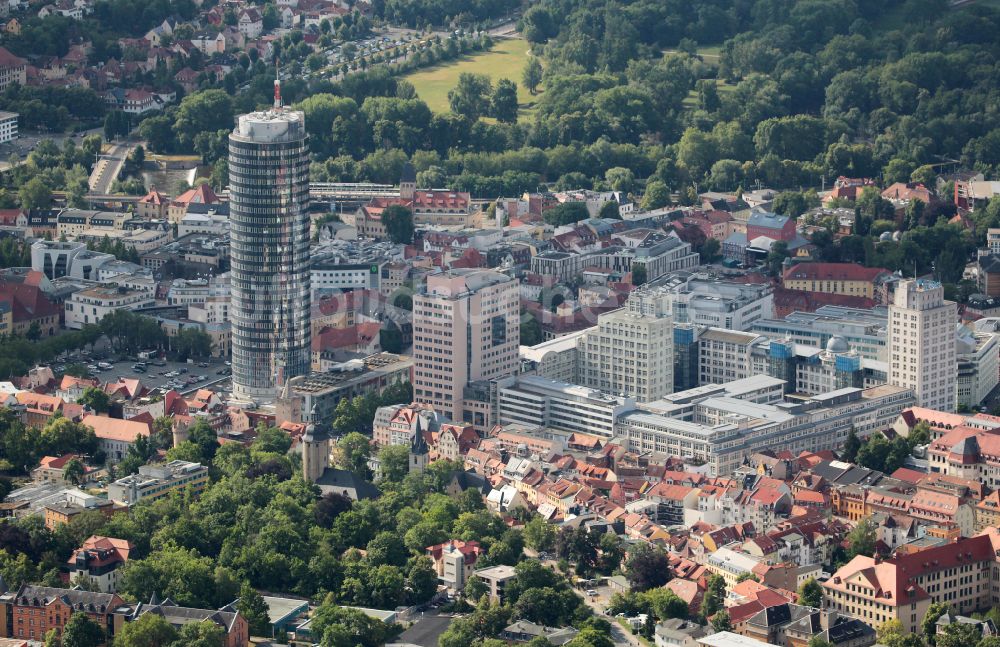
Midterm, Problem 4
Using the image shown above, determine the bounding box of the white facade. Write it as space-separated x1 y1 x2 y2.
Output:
498 375 636 438
31 240 114 280
629 276 774 331
0 111 17 143
65 285 155 329
178 213 229 237
888 279 957 411
578 309 674 402
957 330 1000 409
615 378 915 476
311 262 380 295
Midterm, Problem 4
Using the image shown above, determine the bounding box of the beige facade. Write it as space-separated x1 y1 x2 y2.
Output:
413 270 519 422
578 309 674 402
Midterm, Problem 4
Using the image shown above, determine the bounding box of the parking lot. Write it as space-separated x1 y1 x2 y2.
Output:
54 350 232 396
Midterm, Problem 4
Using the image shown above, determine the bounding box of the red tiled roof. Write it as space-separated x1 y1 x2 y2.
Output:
783 263 890 283
172 184 220 206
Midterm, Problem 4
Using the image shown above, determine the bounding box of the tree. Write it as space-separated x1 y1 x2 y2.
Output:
842 428 861 463
644 588 688 621
448 73 492 120
238 583 271 637
599 201 621 219
631 264 647 286
465 574 488 601
19 177 52 211
641 180 670 210
711 610 733 633
62 458 85 486
922 602 950 645
336 432 372 479
174 620 225 647
115 612 178 647
406 556 438 604
798 578 823 608
61 612 104 647
77 386 110 414
767 240 790 275
543 202 590 226
173 90 235 151
491 78 519 123
377 444 409 483
937 624 982 647
847 518 877 559
172 328 213 361
381 205 414 244
523 57 543 94
524 516 556 552
701 574 725 618
624 544 670 592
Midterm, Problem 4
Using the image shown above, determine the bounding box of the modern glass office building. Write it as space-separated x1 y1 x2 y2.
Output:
228 103 310 398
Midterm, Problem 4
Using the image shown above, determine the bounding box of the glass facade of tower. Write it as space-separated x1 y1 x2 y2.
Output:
228 109 310 398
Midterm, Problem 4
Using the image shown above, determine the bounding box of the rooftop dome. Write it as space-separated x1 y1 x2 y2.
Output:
826 335 850 353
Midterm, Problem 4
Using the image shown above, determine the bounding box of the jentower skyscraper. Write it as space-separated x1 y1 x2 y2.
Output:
228 77 310 399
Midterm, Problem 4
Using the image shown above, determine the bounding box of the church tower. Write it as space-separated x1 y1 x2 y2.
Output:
302 407 330 482
409 430 429 473
400 162 416 200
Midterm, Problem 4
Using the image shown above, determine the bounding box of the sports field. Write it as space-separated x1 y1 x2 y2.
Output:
403 38 542 119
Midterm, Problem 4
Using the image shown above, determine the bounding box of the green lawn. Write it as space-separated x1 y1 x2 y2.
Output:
403 38 542 119
682 78 737 109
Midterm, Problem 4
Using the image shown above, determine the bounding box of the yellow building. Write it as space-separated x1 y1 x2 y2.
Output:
782 263 891 300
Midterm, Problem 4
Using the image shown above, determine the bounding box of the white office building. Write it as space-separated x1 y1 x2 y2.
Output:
956 328 1000 409
888 279 957 412
629 273 774 331
615 377 915 476
497 375 637 438
578 309 674 402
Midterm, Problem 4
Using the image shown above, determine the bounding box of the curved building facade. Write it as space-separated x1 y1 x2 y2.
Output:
228 108 310 398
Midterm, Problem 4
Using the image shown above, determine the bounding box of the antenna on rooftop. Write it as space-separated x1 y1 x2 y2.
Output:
273 58 282 110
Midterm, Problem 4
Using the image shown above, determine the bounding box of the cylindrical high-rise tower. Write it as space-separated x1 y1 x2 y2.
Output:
228 98 310 399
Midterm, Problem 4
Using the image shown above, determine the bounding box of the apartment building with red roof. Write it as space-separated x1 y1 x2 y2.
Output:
823 533 999 633
66 536 134 593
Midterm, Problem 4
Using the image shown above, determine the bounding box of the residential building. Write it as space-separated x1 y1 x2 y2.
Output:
168 184 223 223
0 586 127 643
413 269 519 421
66 536 132 593
0 110 17 143
64 285 155 329
426 539 485 591
228 90 311 398
136 189 169 219
107 461 209 505
578 309 674 402
81 414 150 463
822 534 1000 634
474 565 517 603
0 46 26 90
888 279 957 411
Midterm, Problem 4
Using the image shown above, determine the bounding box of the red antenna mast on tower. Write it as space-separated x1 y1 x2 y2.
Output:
273 58 282 110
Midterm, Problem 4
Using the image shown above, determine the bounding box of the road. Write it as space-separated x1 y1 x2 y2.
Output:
89 140 133 194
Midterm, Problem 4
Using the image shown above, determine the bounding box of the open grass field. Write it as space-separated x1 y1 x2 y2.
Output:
403 37 542 120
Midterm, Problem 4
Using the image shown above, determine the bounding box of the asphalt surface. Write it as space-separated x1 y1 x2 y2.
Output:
56 350 231 396
396 613 455 647
89 140 133 194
